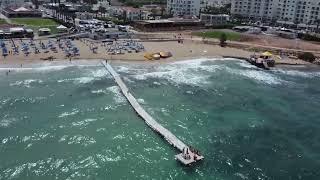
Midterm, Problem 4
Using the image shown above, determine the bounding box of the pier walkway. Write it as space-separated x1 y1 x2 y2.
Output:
102 61 203 165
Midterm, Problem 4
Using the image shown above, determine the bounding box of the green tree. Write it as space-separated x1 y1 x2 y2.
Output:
219 33 227 47
298 52 316 62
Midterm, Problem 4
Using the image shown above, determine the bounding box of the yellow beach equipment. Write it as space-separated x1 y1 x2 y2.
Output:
261 51 273 57
144 53 154 60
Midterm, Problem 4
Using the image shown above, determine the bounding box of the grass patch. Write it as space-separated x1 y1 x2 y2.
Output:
192 31 241 41
10 18 58 26
0 19 8 25
28 26 59 35
10 18 60 35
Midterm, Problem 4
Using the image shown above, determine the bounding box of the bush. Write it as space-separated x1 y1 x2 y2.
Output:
302 34 320 42
219 33 227 47
298 52 316 62
205 24 235 29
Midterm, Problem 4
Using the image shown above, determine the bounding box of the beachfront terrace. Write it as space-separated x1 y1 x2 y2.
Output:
134 18 204 32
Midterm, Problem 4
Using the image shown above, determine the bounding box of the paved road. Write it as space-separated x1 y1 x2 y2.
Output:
0 12 12 24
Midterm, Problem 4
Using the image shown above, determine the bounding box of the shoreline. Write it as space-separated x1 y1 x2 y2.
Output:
1 57 319 72
0 38 318 70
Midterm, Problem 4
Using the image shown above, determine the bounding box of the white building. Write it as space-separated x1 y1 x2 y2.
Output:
167 0 201 17
92 0 110 11
111 6 142 21
202 0 231 7
0 0 29 8
200 13 230 25
231 0 320 25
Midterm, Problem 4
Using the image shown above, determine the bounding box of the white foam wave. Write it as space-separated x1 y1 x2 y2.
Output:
171 57 217 65
225 67 284 85
273 69 320 78
58 135 96 146
20 132 50 144
96 128 106 132
234 172 249 180
91 89 107 94
58 108 79 118
91 69 109 78
75 77 95 84
58 77 95 84
10 164 26 178
0 65 69 73
58 68 109 85
0 98 11 105
58 135 68 142
67 135 96 146
35 65 71 72
106 86 126 104
96 150 121 162
132 68 211 86
153 81 161 85
0 60 102 73
0 157 66 179
2 138 8 144
130 58 221 86
0 118 16 127
237 61 258 69
115 66 130 73
71 118 97 128
137 98 145 104
10 79 43 88
112 134 126 140
57 68 110 85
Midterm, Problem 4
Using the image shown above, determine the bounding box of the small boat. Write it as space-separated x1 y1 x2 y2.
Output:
160 51 172 58
249 51 275 70
152 54 161 60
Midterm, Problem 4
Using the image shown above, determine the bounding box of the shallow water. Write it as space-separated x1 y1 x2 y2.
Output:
0 58 320 180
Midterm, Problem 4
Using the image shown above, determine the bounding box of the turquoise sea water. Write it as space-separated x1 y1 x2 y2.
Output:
0 58 320 180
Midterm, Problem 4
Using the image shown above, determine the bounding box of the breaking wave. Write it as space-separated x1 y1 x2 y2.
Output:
10 79 43 88
106 86 126 104
58 108 80 118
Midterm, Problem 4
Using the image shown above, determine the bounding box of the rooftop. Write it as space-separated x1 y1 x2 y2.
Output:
4 6 40 13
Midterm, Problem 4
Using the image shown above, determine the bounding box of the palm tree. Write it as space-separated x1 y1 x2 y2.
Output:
53 0 57 18
307 20 312 31
99 6 106 18
160 6 165 17
284 17 289 28
59 4 67 22
32 0 39 9
315 18 320 33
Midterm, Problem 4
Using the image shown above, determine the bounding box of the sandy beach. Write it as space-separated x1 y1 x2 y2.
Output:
0 38 314 69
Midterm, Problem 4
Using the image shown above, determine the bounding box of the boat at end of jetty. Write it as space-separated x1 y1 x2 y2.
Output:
249 51 276 70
